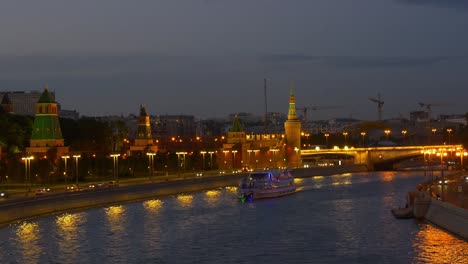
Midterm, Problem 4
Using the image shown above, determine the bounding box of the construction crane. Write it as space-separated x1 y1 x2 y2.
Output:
369 93 384 121
418 102 451 121
297 105 342 123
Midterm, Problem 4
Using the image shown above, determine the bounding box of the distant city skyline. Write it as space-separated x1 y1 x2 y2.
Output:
1 0 467 120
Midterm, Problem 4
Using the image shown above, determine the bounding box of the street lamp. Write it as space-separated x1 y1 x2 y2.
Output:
22 156 34 192
324 133 330 147
401 130 407 145
200 151 207 171
72 155 81 186
294 147 300 168
342 132 348 146
247 149 254 166
446 128 452 144
208 151 215 170
61 155 70 184
270 149 279 168
110 154 120 182
456 150 468 170
146 152 156 180
223 150 230 169
360 132 366 147
231 150 238 169
384 129 391 141
176 152 187 174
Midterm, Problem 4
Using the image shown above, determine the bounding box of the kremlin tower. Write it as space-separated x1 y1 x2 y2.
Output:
284 86 302 167
130 105 157 153
26 86 69 156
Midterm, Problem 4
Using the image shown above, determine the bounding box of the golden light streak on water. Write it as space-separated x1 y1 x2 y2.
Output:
143 199 163 213
381 172 394 182
225 186 237 193
414 224 467 263
293 178 304 184
332 180 352 186
15 222 42 262
56 213 83 233
204 190 221 207
16 222 39 243
177 194 193 207
312 176 324 180
206 190 220 197
55 213 85 261
105 205 126 232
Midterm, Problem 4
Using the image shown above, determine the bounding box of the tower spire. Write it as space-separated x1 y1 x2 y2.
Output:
287 85 298 120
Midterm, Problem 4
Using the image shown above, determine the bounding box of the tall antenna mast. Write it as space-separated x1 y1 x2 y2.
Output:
264 78 268 133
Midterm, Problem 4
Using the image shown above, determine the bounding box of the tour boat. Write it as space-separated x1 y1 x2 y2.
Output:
237 169 296 200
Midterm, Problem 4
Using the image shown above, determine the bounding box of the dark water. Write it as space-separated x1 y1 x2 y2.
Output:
0 172 466 264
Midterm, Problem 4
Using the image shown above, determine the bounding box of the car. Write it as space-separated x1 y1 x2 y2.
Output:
438 179 449 185
65 185 79 192
196 172 203 177
0 191 8 198
36 188 51 195
108 181 119 187
88 184 96 189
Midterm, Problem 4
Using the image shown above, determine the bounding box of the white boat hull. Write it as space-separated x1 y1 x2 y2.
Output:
238 185 296 199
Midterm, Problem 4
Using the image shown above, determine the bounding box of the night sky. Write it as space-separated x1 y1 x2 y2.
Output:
1 0 467 120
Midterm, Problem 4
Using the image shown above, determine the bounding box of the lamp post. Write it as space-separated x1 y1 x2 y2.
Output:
73 155 81 186
61 155 70 184
22 156 34 192
446 128 452 144
146 152 155 180
384 129 391 141
401 130 407 145
294 147 300 168
231 150 238 169
271 149 279 168
110 154 120 182
247 150 254 166
431 128 437 144
200 151 207 171
208 151 215 170
456 150 468 170
324 133 330 148
342 132 348 146
223 150 230 169
302 132 310 148
360 132 366 147
176 152 187 174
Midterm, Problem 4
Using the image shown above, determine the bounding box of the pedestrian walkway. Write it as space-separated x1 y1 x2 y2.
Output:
421 171 468 209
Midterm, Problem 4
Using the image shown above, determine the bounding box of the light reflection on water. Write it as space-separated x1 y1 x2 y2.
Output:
0 172 466 263
55 213 86 263
413 224 468 263
15 222 42 264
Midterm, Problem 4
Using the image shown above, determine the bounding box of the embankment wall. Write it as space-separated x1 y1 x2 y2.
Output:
425 199 468 240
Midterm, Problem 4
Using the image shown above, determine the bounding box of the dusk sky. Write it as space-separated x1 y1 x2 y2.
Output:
1 0 468 120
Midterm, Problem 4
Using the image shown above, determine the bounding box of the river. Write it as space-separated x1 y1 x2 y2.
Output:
0 171 466 263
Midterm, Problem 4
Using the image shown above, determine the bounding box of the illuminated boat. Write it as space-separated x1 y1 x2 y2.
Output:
237 169 296 200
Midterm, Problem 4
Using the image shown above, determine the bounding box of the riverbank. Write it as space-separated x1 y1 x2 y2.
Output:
408 171 468 240
0 164 369 227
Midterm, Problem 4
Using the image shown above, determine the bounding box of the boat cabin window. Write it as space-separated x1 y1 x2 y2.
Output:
249 173 271 181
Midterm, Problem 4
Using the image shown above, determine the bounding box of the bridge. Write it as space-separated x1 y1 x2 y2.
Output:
301 145 463 170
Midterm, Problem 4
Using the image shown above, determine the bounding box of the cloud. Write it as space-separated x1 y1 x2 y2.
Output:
396 0 468 9
259 54 464 68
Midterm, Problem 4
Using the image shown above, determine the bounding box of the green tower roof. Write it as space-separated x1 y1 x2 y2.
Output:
38 86 55 103
231 114 244 132
140 105 148 116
